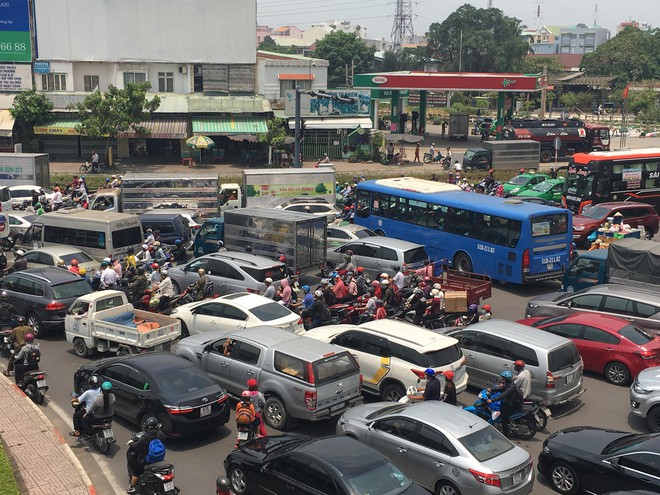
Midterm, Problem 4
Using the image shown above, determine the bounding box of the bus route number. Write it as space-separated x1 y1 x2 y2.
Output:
477 244 495 254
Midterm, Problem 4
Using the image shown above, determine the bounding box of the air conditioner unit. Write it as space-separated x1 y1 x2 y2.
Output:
179 66 187 74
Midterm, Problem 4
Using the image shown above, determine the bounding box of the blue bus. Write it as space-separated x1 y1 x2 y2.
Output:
354 177 572 284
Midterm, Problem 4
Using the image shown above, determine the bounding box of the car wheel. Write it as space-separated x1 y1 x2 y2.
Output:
264 396 288 430
435 481 461 495
453 252 473 273
228 465 249 495
73 338 90 358
644 228 653 240
605 361 631 386
381 383 405 402
27 313 43 338
550 461 580 495
77 380 90 395
646 406 660 432
172 281 181 295
179 321 190 338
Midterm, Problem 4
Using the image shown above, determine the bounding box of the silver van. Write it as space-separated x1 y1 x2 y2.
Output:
445 319 585 406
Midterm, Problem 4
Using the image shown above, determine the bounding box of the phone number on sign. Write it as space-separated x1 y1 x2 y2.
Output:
0 167 23 173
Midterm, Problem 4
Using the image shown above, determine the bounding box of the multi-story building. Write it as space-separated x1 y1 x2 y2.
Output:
558 24 609 54
522 25 560 54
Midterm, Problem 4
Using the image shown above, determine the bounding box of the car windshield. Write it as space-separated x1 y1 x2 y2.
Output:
59 252 94 264
508 176 528 185
531 181 555 193
463 150 475 160
602 433 658 455
403 247 429 264
52 280 93 299
354 228 377 239
158 366 216 394
458 425 514 462
619 324 654 345
250 302 294 322
242 265 287 283
365 403 409 420
580 205 610 220
344 460 412 495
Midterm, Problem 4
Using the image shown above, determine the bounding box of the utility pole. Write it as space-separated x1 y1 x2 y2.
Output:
539 65 548 119
390 0 415 51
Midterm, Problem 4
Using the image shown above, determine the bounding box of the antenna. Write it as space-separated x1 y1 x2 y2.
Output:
593 3 598 26
487 0 493 8
534 0 543 28
390 0 415 51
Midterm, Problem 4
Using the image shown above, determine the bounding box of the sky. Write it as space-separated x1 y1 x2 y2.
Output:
256 0 659 40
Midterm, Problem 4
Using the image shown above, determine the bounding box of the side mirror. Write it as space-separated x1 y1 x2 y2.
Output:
260 463 271 475
610 457 621 470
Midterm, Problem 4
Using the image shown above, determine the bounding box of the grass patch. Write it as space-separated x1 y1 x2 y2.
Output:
0 441 20 495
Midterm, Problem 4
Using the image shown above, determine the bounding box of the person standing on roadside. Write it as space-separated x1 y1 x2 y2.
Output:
414 142 420 163
91 150 99 170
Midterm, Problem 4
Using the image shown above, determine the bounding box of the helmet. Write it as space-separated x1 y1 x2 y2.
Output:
153 241 161 247
88 375 100 387
78 268 87 276
144 417 161 435
151 263 159 270
16 315 26 325
425 368 436 377
302 284 311 293
126 247 135 254
56 258 65 267
469 304 479 311
15 250 25 257
393 266 400 272
514 360 525 368
71 259 79 266
356 267 364 273
175 239 182 245
161 270 168 276
432 142 436 146
430 289 440 297
241 390 252 401
146 228 153 233
483 304 491 312
0 291 7 301
432 283 441 290
443 370 455 381
198 268 206 276
314 290 323 298
500 370 514 382
370 280 380 287
320 278 329 285
141 244 148 250
264 277 273 284
101 381 112 392
331 272 339 278
380 273 389 280
247 378 258 390
24 332 35 343
381 279 389 286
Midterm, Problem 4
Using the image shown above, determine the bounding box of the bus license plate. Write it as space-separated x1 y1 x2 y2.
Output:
547 263 554 270
512 469 524 485
200 405 212 417
163 481 175 492
331 402 345 412
37 380 47 388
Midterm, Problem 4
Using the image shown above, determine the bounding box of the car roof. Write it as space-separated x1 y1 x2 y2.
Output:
11 267 84 284
398 402 491 437
354 320 459 350
537 313 631 331
204 251 284 268
28 246 87 256
296 436 389 475
346 236 425 250
453 319 574 349
576 283 660 301
589 201 655 210
116 351 192 374
217 292 276 309
139 213 186 221
329 224 374 234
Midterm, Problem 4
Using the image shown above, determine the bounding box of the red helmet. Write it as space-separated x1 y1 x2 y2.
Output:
514 360 525 368
241 390 252 401
24 333 35 343
151 263 159 270
483 304 491 312
356 267 364 273
71 259 79 266
247 378 258 390
443 370 454 381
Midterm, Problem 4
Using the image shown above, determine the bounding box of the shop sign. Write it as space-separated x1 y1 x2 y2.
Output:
0 0 32 62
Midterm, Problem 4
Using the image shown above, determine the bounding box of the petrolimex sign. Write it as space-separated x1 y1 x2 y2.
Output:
0 0 32 62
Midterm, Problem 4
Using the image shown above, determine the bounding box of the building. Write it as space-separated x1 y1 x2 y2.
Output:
271 25 304 39
558 24 610 54
617 21 653 34
257 51 328 103
310 20 367 39
522 25 560 54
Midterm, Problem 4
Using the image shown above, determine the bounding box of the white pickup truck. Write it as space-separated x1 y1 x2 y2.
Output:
65 290 181 357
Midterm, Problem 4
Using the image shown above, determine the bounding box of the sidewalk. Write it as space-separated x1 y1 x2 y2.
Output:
0 374 94 495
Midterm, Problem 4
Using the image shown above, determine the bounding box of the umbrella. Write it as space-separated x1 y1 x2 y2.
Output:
186 135 215 165
384 133 424 144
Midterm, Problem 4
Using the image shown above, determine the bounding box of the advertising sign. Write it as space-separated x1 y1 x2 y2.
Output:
0 0 32 62
246 182 333 198
0 63 30 90
284 90 370 118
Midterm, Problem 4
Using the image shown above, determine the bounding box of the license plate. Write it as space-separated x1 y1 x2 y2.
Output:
566 373 576 384
330 402 345 412
3 336 8 343
547 263 553 270
103 428 114 439
37 380 47 388
512 470 523 485
237 431 249 440
200 405 212 417
163 481 175 492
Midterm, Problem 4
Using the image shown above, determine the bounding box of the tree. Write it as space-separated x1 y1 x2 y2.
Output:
258 35 298 55
381 49 424 71
314 31 375 87
259 118 287 148
10 89 54 151
75 82 160 158
425 5 529 72
521 56 565 75
580 26 660 87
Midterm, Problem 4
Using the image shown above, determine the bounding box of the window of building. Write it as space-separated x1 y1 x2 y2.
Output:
158 72 174 92
83 75 99 92
123 72 147 86
193 64 204 93
279 79 311 98
42 73 67 91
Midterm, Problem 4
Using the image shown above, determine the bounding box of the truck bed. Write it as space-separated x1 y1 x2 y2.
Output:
93 305 181 348
433 261 492 305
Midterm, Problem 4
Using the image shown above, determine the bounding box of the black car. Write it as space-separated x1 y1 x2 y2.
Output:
223 434 429 495
538 426 660 495
73 352 230 437
0 267 92 336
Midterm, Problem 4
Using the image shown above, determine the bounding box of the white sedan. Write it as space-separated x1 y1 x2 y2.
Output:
171 292 304 337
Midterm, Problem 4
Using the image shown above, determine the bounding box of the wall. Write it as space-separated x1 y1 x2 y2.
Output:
36 61 73 91
258 60 327 100
34 0 256 64
72 62 116 92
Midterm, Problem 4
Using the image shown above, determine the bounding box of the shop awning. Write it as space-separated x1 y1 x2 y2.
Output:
33 119 81 135
278 73 314 80
117 117 188 139
192 116 268 135
0 110 15 137
287 117 373 130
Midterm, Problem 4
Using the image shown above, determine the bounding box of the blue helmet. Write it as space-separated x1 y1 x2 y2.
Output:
302 284 311 293
500 370 513 382
174 239 182 245
425 368 435 377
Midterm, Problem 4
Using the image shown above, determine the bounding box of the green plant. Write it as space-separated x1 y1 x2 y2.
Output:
0 442 19 495
10 89 53 151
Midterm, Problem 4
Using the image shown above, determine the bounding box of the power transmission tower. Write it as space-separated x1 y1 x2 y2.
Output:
487 0 493 8
390 0 414 51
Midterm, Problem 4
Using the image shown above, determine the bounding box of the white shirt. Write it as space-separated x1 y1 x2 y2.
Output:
52 191 62 204
92 153 99 164
514 369 532 399
158 277 174 298
453 162 462 172
392 271 405 290
100 267 119 288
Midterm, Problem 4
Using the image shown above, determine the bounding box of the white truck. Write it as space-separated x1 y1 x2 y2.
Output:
65 291 181 357
0 153 50 186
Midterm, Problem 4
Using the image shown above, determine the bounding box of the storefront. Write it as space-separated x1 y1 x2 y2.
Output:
116 116 188 158
191 115 269 164
287 117 373 160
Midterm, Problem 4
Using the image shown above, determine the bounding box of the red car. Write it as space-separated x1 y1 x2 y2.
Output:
518 313 660 386
572 201 659 247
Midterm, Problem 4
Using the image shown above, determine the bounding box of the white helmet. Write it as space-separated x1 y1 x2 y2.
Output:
314 290 323 298
433 283 442 290
431 288 440 297
380 279 389 285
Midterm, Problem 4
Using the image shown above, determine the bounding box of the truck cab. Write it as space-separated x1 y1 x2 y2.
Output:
462 148 491 171
218 183 242 214
560 249 608 292
193 218 225 257
88 189 122 213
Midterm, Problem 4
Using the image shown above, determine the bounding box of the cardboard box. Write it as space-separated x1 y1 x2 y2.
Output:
444 290 468 313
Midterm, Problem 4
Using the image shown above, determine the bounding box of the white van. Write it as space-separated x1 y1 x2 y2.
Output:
18 209 143 261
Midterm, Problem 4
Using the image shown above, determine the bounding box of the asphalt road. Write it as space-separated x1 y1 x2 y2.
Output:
2 274 646 495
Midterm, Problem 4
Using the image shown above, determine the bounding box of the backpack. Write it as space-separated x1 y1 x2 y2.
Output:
145 438 166 464
235 403 255 426
25 346 41 365
203 279 215 297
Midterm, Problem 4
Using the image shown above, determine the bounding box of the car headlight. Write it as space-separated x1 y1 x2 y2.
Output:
542 445 552 455
573 225 586 231
511 188 520 194
633 382 651 394
528 303 539 309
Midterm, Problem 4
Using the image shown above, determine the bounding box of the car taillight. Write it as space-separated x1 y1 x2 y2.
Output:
468 469 501 487
297 317 303 325
217 394 228 403
165 405 194 415
246 288 260 294
45 302 66 311
635 350 658 360
411 369 426 380
305 362 315 384
545 371 555 389
522 249 530 274
305 390 317 410
402 263 409 275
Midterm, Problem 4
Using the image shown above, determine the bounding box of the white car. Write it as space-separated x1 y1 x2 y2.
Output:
7 185 55 208
304 320 468 402
171 292 304 337
275 201 340 223
327 223 378 249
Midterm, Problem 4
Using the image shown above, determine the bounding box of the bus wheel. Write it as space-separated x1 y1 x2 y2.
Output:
453 252 473 273
540 149 554 162
374 229 386 236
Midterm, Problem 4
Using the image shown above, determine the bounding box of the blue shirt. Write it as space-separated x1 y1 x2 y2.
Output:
78 388 101 410
302 293 314 310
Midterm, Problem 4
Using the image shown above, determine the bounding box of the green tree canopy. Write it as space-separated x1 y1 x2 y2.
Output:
258 35 298 55
380 48 424 72
425 4 529 72
521 55 565 75
10 89 54 150
314 31 375 87
580 26 660 86
259 118 287 148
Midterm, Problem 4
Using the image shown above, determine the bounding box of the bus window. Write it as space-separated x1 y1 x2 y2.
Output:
356 189 370 218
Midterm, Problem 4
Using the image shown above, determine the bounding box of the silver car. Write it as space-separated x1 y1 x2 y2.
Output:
326 224 378 250
630 366 660 432
337 401 533 495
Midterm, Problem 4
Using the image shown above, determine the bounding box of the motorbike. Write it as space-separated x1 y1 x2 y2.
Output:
0 327 13 357
235 423 257 448
79 161 111 173
464 388 538 439
70 396 116 454
12 350 49 404
423 152 451 169
523 396 550 431
130 431 180 495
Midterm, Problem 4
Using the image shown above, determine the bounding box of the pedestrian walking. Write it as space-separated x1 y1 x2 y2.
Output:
414 142 420 162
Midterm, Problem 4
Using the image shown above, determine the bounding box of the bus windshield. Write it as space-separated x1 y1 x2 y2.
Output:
564 171 594 199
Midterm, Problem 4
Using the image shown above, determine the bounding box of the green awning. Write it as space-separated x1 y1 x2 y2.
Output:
33 119 81 135
192 116 268 135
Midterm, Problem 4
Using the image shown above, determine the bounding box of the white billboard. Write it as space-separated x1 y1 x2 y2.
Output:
34 0 256 64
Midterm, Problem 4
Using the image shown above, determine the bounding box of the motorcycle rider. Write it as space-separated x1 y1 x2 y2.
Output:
126 417 165 493
125 247 138 272
70 375 101 437
513 360 532 400
262 277 275 300
126 267 148 303
152 242 167 266
81 381 115 436
331 272 348 302
441 370 457 405
5 250 27 274
488 370 522 437
156 270 174 311
235 390 257 448
246 379 267 438
300 285 314 311
479 304 492 321
191 268 210 301
392 266 405 290
380 279 395 309
410 368 441 401
302 290 331 329
335 251 355 274
3 315 32 377
136 244 152 268
354 267 368 296
12 332 39 387
0 291 17 326
407 288 427 325
172 239 187 263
